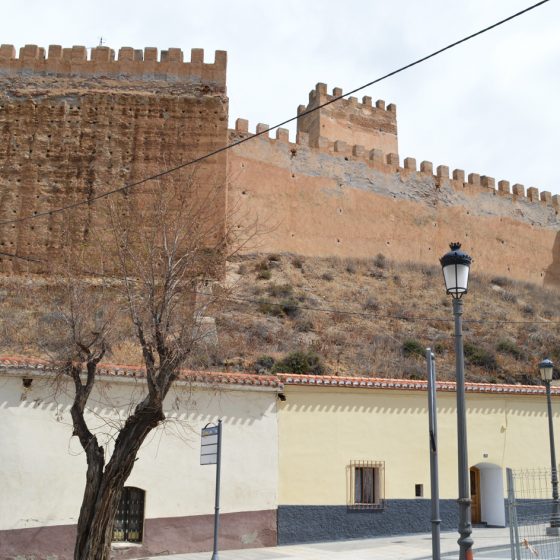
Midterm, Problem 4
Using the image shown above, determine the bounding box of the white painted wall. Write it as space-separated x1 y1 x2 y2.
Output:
478 462 505 527
0 374 278 530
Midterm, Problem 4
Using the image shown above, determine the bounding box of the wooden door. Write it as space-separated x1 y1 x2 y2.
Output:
470 466 481 524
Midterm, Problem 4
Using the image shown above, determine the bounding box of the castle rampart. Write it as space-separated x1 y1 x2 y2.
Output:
1 45 559 287
230 111 558 212
228 84 560 287
0 44 227 89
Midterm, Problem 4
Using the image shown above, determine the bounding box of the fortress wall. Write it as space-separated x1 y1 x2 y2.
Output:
0 44 227 89
0 45 229 274
227 120 560 288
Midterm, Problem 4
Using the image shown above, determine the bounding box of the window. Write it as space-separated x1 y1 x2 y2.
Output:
113 487 145 544
348 460 385 509
415 484 424 497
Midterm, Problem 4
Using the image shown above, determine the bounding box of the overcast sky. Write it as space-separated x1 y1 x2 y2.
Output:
4 0 559 194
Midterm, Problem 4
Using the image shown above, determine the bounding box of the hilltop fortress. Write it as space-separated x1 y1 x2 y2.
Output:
1 43 559 286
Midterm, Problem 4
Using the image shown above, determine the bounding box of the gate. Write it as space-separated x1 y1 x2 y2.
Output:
507 468 560 559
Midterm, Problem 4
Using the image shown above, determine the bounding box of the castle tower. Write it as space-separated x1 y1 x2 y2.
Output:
296 83 398 154
0 43 228 273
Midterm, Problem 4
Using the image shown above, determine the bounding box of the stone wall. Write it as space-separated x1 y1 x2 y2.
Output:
2 44 558 288
228 84 560 287
0 44 228 274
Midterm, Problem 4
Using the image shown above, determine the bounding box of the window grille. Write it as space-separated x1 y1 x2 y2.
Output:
348 460 385 510
112 487 145 543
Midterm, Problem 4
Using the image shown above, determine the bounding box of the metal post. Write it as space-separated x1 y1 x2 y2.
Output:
545 381 560 534
211 419 222 560
427 348 441 560
452 297 474 560
506 468 521 560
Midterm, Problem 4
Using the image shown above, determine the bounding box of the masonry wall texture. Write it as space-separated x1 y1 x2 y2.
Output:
277 501 458 544
0 44 228 274
228 83 560 288
0 45 559 287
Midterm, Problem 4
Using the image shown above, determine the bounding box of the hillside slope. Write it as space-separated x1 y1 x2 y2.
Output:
1 252 559 384
210 253 560 384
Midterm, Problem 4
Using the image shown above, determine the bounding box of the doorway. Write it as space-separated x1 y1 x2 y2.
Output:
470 467 481 523
470 463 506 527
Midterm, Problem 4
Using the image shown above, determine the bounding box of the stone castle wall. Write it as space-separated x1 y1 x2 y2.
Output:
228 83 560 287
0 44 228 273
1 45 558 287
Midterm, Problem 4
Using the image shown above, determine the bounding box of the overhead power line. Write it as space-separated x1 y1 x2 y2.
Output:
0 0 550 227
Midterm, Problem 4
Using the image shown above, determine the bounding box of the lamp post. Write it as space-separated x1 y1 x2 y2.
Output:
440 242 473 560
539 358 560 535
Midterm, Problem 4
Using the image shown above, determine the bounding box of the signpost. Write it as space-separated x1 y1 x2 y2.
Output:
201 420 222 560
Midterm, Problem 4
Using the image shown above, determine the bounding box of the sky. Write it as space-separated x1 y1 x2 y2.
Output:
3 0 559 194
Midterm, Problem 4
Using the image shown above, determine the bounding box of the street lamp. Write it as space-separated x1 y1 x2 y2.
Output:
440 242 474 560
539 358 560 535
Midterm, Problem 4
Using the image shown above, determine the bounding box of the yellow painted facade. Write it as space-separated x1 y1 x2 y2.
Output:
278 385 559 505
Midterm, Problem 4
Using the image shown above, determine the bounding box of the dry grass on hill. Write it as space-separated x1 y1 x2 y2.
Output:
2 253 560 385
206 253 560 384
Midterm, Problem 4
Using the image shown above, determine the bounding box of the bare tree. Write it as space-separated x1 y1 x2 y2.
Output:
48 173 239 560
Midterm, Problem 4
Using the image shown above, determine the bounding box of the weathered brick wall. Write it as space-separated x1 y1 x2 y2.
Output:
0 44 228 274
228 84 560 288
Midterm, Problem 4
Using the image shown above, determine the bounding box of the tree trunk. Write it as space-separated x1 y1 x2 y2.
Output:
74 399 165 560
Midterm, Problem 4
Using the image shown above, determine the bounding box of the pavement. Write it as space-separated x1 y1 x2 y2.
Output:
147 527 512 560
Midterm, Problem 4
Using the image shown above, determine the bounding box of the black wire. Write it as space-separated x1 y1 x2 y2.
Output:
0 0 550 227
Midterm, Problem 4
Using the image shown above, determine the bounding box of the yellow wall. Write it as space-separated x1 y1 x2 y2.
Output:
278 385 558 504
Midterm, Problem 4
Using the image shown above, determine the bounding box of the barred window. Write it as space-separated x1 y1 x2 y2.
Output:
113 487 145 543
348 460 385 510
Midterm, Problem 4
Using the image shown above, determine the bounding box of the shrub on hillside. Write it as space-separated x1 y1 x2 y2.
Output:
291 256 304 269
374 253 387 269
363 295 379 312
496 339 523 360
256 269 272 280
402 339 425 358
267 283 293 298
464 342 498 371
254 355 275 373
491 276 513 288
500 291 518 304
271 350 324 375
258 297 299 318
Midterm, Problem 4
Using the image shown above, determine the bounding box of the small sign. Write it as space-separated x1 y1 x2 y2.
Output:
201 426 219 465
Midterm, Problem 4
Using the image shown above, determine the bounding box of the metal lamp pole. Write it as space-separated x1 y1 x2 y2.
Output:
539 359 560 535
440 242 474 560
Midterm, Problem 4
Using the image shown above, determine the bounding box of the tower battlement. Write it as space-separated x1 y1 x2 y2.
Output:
0 44 227 89
296 82 398 154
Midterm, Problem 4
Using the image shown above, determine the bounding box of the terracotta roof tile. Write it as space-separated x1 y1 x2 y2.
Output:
277 373 560 396
0 355 556 396
0 355 282 389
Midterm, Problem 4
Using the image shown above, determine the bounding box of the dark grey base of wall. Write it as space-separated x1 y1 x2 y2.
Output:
278 500 459 545
0 509 277 560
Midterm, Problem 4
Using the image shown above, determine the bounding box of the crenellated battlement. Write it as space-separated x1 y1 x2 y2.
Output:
0 43 227 88
296 82 398 155
301 83 397 117
229 116 557 210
